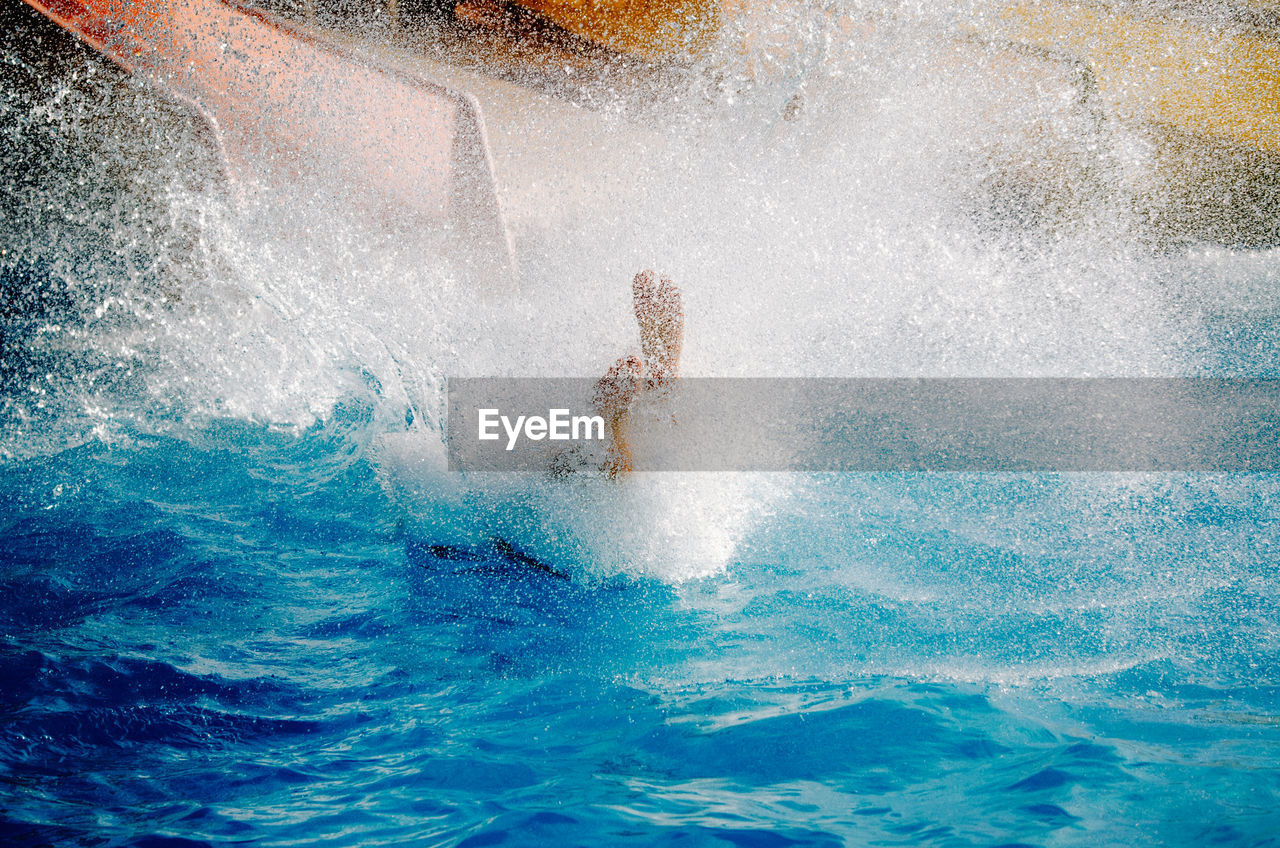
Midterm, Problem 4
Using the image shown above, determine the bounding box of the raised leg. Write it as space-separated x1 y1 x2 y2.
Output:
593 354 642 479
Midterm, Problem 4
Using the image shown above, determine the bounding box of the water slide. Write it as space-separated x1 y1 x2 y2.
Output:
986 0 1280 243
18 0 1279 258
520 0 1279 157
990 0 1279 156
18 0 516 288
515 0 1280 244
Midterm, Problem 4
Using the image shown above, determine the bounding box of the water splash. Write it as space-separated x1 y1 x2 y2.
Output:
2 0 1269 582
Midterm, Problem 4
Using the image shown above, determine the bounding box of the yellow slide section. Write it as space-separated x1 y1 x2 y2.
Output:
992 1 1280 155
507 0 1277 159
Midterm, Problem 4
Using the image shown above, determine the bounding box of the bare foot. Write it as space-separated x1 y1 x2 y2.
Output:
632 270 683 391
593 354 642 478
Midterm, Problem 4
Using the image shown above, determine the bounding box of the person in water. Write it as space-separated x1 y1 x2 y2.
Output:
590 270 683 479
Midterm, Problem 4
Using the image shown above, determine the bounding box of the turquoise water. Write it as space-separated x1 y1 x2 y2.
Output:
4 2 1280 844
4 422 1280 846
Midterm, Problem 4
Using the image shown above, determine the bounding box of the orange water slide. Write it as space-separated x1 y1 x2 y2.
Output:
22 0 515 287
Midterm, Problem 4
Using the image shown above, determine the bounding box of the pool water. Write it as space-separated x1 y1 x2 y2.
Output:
3 3 1280 845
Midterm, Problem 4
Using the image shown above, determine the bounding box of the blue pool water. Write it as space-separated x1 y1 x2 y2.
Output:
4 4 1280 845
4 415 1280 847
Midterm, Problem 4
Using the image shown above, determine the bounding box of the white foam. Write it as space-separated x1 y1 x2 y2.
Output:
4 3 1241 579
